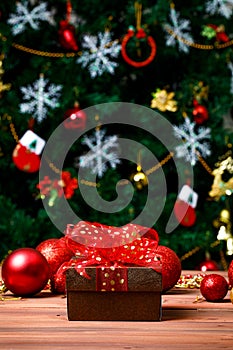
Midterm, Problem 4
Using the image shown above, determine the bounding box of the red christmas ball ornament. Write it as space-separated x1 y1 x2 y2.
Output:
174 200 196 227
155 245 182 292
1 248 50 296
12 143 40 173
192 99 209 124
63 102 87 130
198 259 219 272
36 237 74 278
228 260 233 288
58 20 78 51
50 270 66 294
200 273 229 302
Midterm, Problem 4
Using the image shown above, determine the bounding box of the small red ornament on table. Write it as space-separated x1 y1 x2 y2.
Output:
1 248 50 296
155 245 181 292
228 260 233 288
200 273 229 302
50 271 67 294
36 237 74 279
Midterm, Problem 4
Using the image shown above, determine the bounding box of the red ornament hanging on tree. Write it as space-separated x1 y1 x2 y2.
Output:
63 102 87 130
198 259 219 272
192 99 209 124
58 1 78 51
1 248 50 296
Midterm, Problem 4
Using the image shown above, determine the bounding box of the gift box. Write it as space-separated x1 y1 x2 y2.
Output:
66 266 162 321
60 220 162 321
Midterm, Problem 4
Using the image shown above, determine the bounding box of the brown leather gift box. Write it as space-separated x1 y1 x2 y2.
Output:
66 266 162 321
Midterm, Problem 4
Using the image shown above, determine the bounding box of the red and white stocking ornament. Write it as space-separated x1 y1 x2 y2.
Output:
12 130 45 173
174 184 198 227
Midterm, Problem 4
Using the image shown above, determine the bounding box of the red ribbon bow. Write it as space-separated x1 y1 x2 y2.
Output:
57 221 161 279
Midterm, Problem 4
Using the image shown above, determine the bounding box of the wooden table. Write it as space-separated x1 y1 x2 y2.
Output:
0 271 232 350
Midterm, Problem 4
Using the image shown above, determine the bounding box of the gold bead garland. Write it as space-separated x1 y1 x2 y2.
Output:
164 26 233 50
165 2 233 51
11 42 80 58
0 33 116 59
4 114 213 184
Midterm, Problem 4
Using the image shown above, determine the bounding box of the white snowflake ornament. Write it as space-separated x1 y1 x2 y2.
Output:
173 117 211 166
164 7 193 53
20 74 62 122
205 0 233 19
78 129 121 178
7 0 54 36
77 31 121 78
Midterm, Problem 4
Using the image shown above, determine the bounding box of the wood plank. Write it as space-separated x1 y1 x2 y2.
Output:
0 270 232 350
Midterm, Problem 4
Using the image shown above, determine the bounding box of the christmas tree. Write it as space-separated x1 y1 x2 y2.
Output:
0 0 233 270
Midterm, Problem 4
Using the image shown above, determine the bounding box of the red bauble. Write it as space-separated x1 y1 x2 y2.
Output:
155 245 182 292
63 103 87 130
192 100 209 124
58 20 78 51
174 200 196 227
2 248 50 296
228 260 233 288
12 143 40 173
36 237 74 278
200 274 229 302
50 270 66 294
198 259 219 272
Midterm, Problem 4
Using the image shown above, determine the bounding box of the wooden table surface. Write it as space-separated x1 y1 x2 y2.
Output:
0 270 232 350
